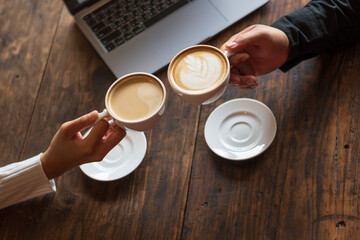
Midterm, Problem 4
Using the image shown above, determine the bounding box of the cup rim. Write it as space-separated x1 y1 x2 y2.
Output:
167 44 230 95
105 72 166 124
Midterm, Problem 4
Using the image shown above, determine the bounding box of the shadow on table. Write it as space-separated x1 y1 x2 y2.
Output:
78 166 146 202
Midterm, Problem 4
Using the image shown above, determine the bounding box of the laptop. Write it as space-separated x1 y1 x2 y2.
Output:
64 0 268 78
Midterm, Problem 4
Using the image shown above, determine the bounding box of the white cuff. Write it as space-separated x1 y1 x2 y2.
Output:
0 154 56 209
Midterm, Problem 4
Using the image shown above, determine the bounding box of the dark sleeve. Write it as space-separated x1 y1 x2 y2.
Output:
271 0 360 72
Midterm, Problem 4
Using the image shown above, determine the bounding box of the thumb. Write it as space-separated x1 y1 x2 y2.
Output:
63 111 98 136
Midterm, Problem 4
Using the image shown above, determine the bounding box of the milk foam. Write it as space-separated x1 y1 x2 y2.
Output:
173 50 226 90
109 77 163 121
137 82 162 113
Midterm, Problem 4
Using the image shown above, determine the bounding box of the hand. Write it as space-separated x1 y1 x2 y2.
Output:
220 24 289 89
40 111 126 179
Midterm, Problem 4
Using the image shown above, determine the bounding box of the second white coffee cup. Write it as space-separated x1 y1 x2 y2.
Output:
168 45 231 105
96 72 166 131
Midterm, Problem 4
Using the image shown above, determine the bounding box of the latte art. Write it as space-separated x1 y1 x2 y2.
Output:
168 45 230 104
171 48 227 91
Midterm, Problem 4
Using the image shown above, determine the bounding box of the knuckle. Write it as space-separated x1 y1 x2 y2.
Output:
59 122 70 132
83 146 97 156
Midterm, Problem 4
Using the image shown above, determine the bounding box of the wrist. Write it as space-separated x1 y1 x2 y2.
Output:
40 152 53 179
40 151 66 179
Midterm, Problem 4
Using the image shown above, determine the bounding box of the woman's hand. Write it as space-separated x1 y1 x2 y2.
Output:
40 111 126 179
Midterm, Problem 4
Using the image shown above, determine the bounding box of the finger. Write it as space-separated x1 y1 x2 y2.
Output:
84 119 109 149
222 24 259 48
95 125 127 159
220 34 238 52
237 25 258 35
61 111 98 136
224 25 264 53
229 53 255 76
229 73 258 89
221 25 258 50
230 67 240 75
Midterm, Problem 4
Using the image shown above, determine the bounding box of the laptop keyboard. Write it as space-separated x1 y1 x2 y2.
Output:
83 0 190 52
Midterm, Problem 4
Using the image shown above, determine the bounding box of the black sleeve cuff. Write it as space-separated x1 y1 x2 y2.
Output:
271 7 321 72
271 0 360 72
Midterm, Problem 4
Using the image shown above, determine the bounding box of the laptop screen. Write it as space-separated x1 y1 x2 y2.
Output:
64 0 99 15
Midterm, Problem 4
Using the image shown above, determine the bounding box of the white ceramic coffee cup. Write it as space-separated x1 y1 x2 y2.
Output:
168 45 231 105
96 72 166 131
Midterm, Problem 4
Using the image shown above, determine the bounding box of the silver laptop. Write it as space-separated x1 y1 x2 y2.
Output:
64 0 268 78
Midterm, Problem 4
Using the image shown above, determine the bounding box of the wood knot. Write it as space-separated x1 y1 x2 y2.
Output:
336 220 346 229
201 202 208 208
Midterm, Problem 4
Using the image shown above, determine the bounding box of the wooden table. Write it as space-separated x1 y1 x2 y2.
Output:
1 0 360 239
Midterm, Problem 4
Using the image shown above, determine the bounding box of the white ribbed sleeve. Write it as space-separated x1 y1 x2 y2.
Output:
0 154 56 209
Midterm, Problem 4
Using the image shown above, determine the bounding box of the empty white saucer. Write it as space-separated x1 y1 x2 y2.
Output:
80 129 147 181
204 98 276 160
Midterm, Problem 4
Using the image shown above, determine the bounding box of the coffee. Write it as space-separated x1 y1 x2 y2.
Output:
108 75 163 121
169 46 228 91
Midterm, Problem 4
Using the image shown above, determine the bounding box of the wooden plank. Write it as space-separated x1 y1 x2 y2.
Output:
0 0 63 223
332 44 360 240
0 6 200 240
0 0 63 164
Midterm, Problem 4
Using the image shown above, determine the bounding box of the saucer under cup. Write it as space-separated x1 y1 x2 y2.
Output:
204 98 276 160
80 129 147 181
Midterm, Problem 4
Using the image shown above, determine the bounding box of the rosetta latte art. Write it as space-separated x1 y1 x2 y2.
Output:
177 51 225 90
183 55 208 79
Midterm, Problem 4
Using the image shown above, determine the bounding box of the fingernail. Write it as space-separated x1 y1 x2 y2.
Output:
247 79 258 88
226 42 237 48
249 82 258 89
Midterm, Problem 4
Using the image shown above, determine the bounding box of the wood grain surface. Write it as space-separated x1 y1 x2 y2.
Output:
1 0 360 239
0 0 63 232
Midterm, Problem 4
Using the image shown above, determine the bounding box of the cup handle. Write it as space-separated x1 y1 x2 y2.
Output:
224 51 235 58
108 119 116 126
96 111 124 129
95 109 110 124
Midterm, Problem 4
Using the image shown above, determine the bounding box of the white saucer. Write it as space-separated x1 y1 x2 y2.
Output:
204 98 276 160
80 129 147 181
